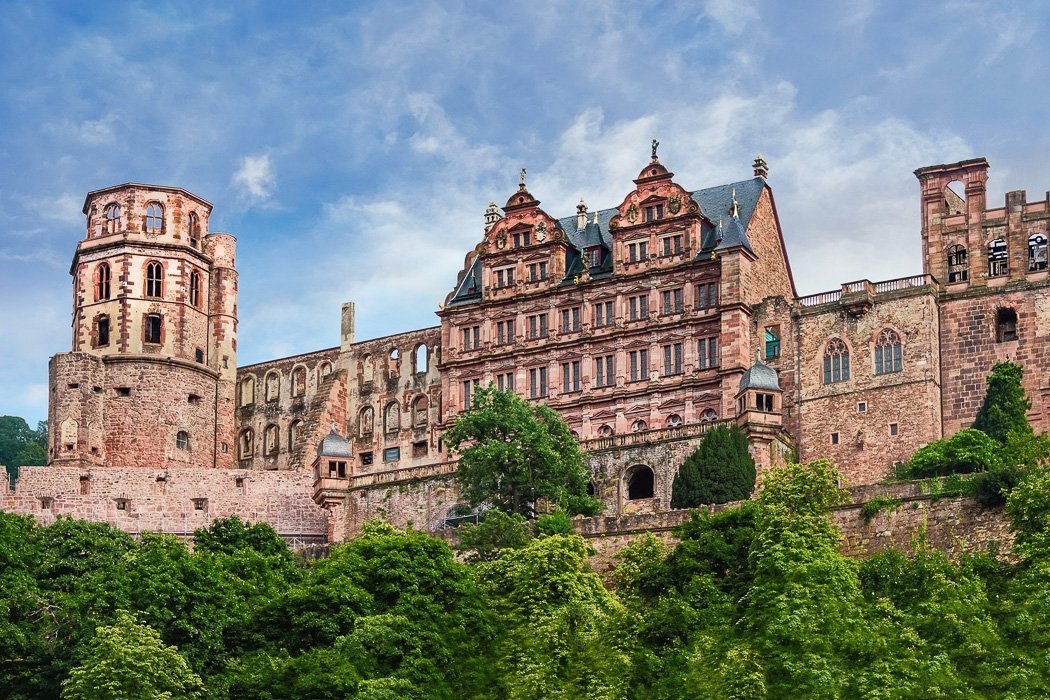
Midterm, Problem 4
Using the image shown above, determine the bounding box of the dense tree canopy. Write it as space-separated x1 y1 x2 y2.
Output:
973 360 1032 444
442 385 600 517
670 424 756 508
0 416 47 479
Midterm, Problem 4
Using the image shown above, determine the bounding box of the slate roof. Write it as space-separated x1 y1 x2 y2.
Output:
738 356 781 393
317 426 352 458
446 176 766 306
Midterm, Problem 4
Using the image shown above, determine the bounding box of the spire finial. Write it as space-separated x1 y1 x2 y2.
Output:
593 209 599 224
753 153 769 178
651 138 659 160
519 167 527 190
330 421 337 434
731 188 739 218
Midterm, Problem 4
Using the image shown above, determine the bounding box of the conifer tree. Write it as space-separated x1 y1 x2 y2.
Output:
974 360 1032 444
671 425 756 508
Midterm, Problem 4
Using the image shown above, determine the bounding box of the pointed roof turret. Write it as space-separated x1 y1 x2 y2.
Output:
738 354 781 394
317 423 351 458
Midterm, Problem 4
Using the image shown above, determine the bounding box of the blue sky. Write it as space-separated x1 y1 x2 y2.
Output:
3 0 1049 425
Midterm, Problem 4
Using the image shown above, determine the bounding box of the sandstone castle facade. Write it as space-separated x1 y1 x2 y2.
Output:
4 151 1048 544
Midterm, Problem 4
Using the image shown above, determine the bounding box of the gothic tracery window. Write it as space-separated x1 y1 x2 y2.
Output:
1028 234 1048 272
145 202 164 233
874 329 902 375
946 244 969 283
145 261 163 298
189 271 201 307
188 212 200 248
823 338 850 384
104 204 120 234
95 263 111 301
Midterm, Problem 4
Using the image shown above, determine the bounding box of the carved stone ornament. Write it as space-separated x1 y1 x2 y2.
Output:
535 221 547 242
668 194 682 214
495 232 507 249
688 201 700 214
626 203 639 224
609 217 620 229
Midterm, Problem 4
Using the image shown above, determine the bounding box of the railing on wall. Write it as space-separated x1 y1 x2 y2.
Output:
798 274 938 308
579 419 731 452
348 460 458 488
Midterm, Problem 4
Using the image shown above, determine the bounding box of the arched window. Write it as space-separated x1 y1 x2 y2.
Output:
996 308 1018 343
176 431 189 450
359 406 374 437
144 313 162 344
699 409 718 423
414 344 429 373
145 203 164 233
412 395 429 428
946 244 969 283
874 329 902 375
187 212 200 248
292 367 306 397
94 263 111 301
1028 234 1048 272
189 271 201 307
95 315 110 347
388 348 400 375
823 339 850 384
625 465 655 500
598 424 614 437
240 377 255 406
195 347 204 363
385 401 401 434
631 419 648 432
239 429 254 459
145 262 163 298
361 354 374 383
988 239 1008 277
666 413 682 428
319 361 333 380
104 203 120 234
265 372 280 401
289 419 304 448
264 424 279 455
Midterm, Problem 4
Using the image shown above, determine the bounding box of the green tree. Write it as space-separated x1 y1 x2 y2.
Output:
973 360 1032 444
443 385 600 518
670 425 756 508
455 510 532 563
0 416 47 479
61 612 203 700
903 428 1002 478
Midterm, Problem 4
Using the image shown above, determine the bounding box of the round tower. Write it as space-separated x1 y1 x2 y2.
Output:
49 184 238 469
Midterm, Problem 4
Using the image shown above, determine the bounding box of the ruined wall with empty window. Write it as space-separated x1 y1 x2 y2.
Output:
794 285 942 486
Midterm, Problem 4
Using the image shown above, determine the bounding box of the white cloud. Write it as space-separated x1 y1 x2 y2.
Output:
232 154 276 202
704 0 759 35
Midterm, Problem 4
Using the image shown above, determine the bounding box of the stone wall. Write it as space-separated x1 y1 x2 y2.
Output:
1 464 328 545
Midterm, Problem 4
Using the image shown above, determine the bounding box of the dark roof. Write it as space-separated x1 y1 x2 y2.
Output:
317 426 352 458
447 176 766 305
738 357 781 393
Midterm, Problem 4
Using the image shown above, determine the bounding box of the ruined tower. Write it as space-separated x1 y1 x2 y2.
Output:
48 184 238 469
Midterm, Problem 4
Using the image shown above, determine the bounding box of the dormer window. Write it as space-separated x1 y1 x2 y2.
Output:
586 247 602 268
512 229 532 249
645 204 664 222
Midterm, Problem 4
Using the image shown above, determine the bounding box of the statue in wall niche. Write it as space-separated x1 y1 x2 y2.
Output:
291 421 303 445
293 368 306 396
266 373 279 401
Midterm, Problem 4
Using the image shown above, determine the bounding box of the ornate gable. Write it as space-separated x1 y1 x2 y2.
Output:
609 145 704 232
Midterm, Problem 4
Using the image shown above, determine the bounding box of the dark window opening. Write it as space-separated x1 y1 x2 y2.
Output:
146 262 163 298
1029 234 1048 272
626 466 655 500
328 460 347 478
383 447 400 462
176 431 189 450
116 387 131 396
192 498 207 511
145 314 162 344
946 245 969 283
195 348 204 363
831 433 840 445
96 316 110 347
361 451 374 466
996 308 1018 342
756 393 774 412
988 239 1008 277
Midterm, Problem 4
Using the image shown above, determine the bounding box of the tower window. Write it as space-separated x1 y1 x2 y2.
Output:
988 239 1008 277
823 338 850 384
96 315 110 347
195 348 204 363
176 431 189 450
189 271 201 307
765 326 781 359
996 308 1018 343
94 263 111 301
946 244 969 283
145 203 164 233
144 313 162 344
874 329 902 375
1028 234 1048 272
103 204 120 234
188 212 200 248
145 262 163 298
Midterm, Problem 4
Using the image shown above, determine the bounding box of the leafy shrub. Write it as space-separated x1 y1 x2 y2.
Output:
972 467 1023 508
903 429 1002 478
671 425 756 508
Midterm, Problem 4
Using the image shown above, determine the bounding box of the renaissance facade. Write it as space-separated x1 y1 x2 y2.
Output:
5 150 1049 544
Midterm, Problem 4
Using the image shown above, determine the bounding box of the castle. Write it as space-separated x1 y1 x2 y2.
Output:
4 150 1048 545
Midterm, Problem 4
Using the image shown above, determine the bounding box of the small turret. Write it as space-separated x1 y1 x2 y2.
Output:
753 153 769 179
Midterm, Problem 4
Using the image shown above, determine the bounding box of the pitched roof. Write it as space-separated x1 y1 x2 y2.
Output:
738 356 781 393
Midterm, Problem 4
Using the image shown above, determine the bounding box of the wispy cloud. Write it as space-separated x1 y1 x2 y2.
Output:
232 154 276 203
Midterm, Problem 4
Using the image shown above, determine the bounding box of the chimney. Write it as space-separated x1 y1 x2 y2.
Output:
576 198 588 230
753 153 769 179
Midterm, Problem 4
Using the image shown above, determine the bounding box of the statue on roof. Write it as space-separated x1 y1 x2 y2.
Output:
651 139 659 159
519 167 527 190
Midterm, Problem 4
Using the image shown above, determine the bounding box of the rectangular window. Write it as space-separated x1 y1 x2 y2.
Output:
889 423 899 436
831 432 840 445
857 401 867 414
756 393 774 412
561 360 581 393
529 367 548 398
698 337 719 369
661 288 683 314
662 343 683 376
628 294 649 321
645 204 665 222
593 301 614 327
560 307 581 333
462 379 480 409
527 313 548 340
661 235 683 256
512 230 532 249
627 240 648 262
594 355 615 387
360 451 373 466
696 282 719 309
461 326 480 351
765 327 781 359
495 319 515 346
495 267 516 288
496 372 515 392
527 261 548 282
383 447 400 462
144 314 162 344
629 349 649 381
97 316 110 347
